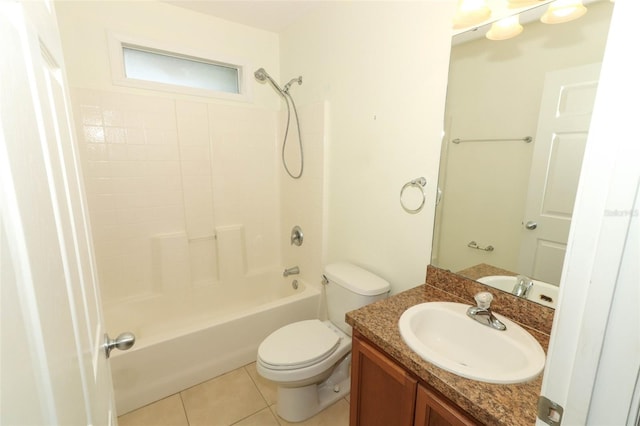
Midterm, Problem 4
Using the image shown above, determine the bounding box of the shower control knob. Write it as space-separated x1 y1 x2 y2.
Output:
290 225 304 246
104 332 136 359
525 221 538 230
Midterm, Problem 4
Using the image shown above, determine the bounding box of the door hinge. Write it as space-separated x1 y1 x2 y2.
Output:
538 395 564 425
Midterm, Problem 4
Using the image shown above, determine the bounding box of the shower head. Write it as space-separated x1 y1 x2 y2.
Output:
254 67 284 94
254 68 268 82
255 67 305 179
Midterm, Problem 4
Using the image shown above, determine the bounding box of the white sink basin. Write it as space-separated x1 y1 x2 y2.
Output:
398 302 545 384
477 275 558 308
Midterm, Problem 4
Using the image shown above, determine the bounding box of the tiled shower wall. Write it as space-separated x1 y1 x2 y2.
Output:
73 89 281 305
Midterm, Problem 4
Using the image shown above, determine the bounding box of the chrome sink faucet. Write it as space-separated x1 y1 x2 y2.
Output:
283 266 300 277
467 292 506 331
512 275 534 298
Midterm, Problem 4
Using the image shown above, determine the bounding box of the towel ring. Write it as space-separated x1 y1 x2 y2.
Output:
400 177 426 214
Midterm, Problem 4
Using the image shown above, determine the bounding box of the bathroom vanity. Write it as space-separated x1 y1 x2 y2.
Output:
350 329 476 425
346 266 555 426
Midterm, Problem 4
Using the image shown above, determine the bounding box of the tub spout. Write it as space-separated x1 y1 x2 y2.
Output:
283 266 300 277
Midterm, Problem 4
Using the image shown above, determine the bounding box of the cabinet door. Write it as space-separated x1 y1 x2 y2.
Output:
414 384 479 426
350 332 417 426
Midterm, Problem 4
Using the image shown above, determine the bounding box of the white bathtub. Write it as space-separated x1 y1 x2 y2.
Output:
106 273 321 415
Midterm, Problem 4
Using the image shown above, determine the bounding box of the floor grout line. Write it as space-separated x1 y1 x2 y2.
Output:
178 391 190 426
119 362 349 426
243 363 269 405
241 363 282 425
268 404 284 426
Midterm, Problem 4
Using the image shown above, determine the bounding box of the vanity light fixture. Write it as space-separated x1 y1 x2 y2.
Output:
506 0 545 6
453 0 492 29
541 0 587 24
486 15 524 40
455 0 591 39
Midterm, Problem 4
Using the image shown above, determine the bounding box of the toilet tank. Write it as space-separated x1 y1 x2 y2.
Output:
323 262 390 336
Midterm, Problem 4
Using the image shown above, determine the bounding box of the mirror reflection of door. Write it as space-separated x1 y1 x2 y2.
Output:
518 63 601 284
432 0 614 301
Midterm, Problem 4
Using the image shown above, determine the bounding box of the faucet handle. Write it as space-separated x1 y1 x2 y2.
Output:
474 292 494 309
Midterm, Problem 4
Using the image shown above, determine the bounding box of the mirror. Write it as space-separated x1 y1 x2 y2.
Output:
432 0 614 307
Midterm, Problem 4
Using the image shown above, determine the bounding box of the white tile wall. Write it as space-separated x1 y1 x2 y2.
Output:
176 101 215 252
209 103 281 275
72 89 283 305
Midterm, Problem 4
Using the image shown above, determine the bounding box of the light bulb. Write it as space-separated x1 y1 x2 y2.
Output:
541 0 587 24
453 0 491 29
486 15 524 40
506 0 540 5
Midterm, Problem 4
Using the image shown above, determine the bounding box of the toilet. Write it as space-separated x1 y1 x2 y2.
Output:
256 262 390 422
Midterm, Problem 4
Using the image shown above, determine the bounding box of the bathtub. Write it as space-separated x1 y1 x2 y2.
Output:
106 273 321 415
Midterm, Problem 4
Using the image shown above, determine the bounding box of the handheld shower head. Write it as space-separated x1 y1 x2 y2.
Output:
254 66 305 180
254 67 284 93
254 68 268 82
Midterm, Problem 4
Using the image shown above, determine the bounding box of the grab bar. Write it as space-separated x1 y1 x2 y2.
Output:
467 241 494 252
189 234 216 242
452 136 532 144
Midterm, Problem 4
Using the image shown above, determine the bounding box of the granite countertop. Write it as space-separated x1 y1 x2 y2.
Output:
346 272 550 426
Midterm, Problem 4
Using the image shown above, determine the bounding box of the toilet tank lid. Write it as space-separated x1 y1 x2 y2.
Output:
323 262 390 296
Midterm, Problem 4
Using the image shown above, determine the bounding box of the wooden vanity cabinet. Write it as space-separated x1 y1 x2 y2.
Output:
350 330 417 426
414 384 478 426
350 331 479 426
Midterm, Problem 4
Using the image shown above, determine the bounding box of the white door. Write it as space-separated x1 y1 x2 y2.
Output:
1 2 119 424
538 0 640 424
518 63 601 285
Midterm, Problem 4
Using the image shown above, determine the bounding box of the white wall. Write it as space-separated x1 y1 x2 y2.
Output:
55 1 280 109
58 0 457 300
278 101 327 290
436 1 614 275
56 2 283 304
280 1 456 294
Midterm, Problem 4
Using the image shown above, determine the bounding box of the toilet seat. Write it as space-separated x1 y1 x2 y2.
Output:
258 320 341 370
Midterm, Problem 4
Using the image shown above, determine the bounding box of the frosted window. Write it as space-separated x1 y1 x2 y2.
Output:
123 47 239 94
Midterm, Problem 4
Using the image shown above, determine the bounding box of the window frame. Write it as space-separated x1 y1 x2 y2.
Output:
107 32 252 101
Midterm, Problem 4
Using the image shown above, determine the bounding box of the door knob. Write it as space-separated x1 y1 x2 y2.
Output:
525 221 538 230
104 332 135 359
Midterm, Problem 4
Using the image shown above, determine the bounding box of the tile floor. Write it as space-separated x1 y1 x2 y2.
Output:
118 362 350 426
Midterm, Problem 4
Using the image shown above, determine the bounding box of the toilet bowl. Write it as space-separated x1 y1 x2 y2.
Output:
256 262 390 422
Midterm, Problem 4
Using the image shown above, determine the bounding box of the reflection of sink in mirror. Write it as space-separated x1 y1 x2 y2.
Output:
478 276 558 309
399 302 545 384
